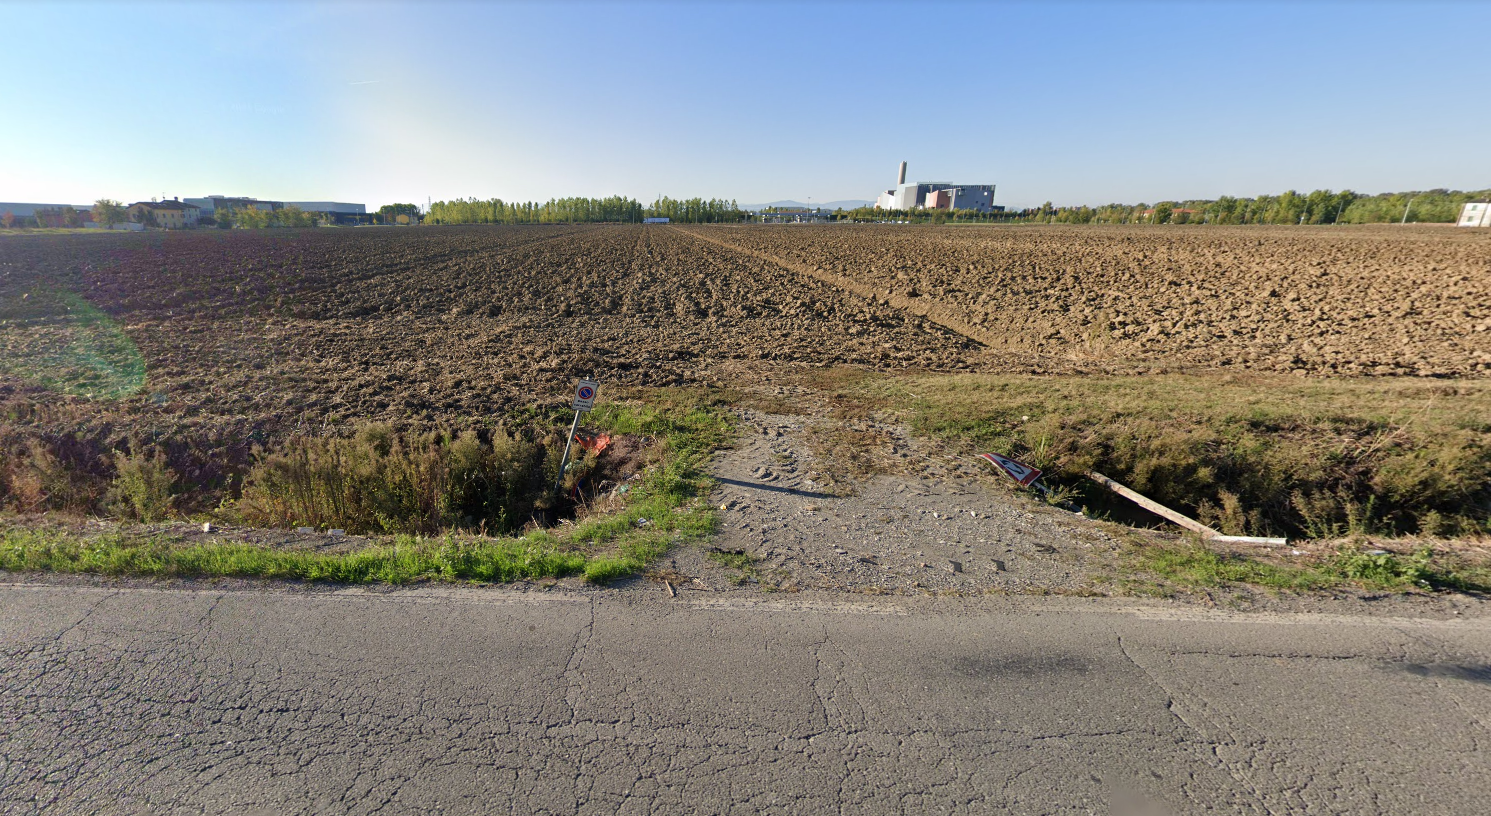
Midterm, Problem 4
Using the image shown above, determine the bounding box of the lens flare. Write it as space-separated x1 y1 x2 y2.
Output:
0 287 145 399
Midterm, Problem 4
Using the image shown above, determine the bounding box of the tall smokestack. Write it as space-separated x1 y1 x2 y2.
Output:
897 161 907 186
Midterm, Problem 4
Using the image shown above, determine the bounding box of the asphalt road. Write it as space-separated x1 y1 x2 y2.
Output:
2 583 1488 815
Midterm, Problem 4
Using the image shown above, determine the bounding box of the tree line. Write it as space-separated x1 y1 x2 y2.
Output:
424 195 745 225
1003 188 1491 225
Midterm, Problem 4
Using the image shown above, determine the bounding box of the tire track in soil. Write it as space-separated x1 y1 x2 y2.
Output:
674 226 1002 352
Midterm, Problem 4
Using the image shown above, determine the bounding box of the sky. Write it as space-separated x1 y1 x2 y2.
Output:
2 0 1488 210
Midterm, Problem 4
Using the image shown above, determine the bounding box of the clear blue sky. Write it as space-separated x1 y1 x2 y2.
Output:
3 1 1487 210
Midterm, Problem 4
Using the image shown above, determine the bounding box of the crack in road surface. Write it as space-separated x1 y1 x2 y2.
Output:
3 584 1488 814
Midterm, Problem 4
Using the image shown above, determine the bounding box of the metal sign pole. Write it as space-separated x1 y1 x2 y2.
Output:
555 378 599 496
555 409 582 495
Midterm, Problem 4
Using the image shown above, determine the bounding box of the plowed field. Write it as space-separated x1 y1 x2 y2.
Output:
698 224 1491 377
3 223 1487 439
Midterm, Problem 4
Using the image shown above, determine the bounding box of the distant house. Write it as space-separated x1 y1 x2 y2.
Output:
643 217 670 224
1458 201 1491 228
128 199 201 229
34 207 93 228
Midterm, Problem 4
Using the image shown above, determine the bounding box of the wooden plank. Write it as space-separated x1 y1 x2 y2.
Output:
1084 470 1221 536
1084 470 1288 546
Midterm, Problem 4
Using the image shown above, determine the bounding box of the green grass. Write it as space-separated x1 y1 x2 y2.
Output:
832 371 1491 540
0 527 586 584
0 396 736 586
574 397 733 582
1129 540 1491 594
706 549 759 585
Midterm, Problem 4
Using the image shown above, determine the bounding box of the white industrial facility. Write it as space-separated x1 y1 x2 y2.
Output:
873 162 997 213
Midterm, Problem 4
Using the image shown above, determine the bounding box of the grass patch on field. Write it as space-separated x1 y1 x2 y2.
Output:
0 396 735 585
831 371 1491 540
1126 540 1491 595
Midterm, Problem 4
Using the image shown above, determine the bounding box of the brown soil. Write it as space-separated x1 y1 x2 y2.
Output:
698 223 1491 377
0 225 983 435
3 224 1488 605
6 223 1486 444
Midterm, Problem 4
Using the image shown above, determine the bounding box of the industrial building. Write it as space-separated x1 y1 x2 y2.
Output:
286 201 368 224
183 196 368 224
873 161 998 213
1458 200 1491 228
0 202 92 219
759 208 832 223
285 201 366 216
184 196 282 214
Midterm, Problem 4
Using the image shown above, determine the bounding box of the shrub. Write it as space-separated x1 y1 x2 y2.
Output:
1 439 99 514
237 423 587 535
105 449 177 522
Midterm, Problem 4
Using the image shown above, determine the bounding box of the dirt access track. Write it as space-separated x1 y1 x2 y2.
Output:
2 223 1486 438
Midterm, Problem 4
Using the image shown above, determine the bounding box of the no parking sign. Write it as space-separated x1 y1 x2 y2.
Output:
978 451 1042 487
572 379 599 412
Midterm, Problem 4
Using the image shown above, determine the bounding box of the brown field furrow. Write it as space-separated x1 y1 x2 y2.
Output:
0 226 980 435
2 222 1486 450
707 224 1491 377
675 225 1007 352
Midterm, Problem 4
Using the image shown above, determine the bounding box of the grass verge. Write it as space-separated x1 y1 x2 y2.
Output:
821 370 1491 540
0 527 585 584
573 396 733 582
0 396 735 586
1126 539 1491 595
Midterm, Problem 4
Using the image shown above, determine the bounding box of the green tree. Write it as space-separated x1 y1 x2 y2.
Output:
378 203 421 224
235 207 268 229
92 199 126 226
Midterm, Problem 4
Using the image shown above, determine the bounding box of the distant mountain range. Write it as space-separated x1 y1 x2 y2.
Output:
740 199 875 212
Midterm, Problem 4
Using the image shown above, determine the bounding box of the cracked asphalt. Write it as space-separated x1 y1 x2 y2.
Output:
3 583 1489 814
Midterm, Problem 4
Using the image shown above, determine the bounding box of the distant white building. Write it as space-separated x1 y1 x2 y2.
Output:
1458 200 1491 227
872 161 998 213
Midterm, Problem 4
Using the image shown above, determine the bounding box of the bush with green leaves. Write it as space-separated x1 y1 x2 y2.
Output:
237 423 583 535
105 449 177 522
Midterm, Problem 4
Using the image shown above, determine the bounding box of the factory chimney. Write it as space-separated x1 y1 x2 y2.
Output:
897 161 907 186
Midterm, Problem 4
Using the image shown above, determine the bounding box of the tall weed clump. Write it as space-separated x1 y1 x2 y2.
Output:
0 435 108 515
105 448 177 522
237 424 585 535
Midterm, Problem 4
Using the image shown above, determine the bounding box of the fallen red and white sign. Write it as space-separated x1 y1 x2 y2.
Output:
977 452 1043 487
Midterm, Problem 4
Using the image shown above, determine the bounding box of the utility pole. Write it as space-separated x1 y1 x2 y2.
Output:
1401 196 1416 225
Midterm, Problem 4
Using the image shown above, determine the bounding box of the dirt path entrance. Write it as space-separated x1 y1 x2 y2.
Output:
661 407 1118 595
